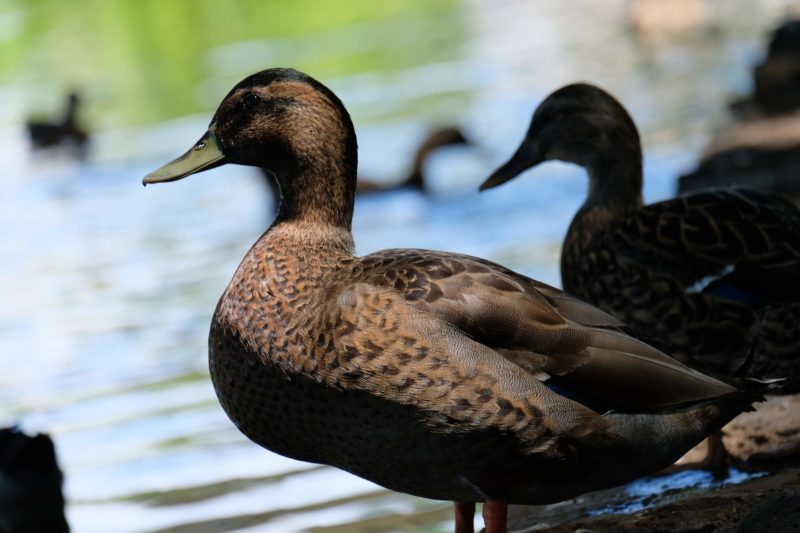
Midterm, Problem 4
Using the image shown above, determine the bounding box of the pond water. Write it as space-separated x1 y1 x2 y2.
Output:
0 0 793 531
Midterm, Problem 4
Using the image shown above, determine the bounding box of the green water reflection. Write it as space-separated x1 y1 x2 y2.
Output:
6 0 464 128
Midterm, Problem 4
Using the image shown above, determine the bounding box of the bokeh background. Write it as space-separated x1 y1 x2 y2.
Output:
1 0 797 531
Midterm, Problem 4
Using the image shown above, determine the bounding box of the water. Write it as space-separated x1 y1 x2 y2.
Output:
0 0 792 531
587 468 766 517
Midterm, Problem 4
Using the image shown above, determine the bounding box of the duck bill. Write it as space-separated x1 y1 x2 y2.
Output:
479 143 541 191
142 126 226 185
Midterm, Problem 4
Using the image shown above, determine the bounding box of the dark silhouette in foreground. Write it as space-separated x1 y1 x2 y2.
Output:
0 427 69 533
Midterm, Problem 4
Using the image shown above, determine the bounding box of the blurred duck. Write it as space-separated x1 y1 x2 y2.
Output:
261 125 470 202
678 113 800 201
681 20 800 200
26 92 88 156
482 83 800 388
143 68 769 533
730 20 800 120
358 126 471 194
0 427 69 533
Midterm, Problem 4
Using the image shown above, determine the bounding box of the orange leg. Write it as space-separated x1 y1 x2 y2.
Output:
704 431 729 479
482 499 508 533
454 501 475 533
662 431 730 478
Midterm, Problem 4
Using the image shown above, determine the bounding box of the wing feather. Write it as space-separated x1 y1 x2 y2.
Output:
354 249 734 409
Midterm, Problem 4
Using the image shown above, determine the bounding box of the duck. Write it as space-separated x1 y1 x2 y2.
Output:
143 69 769 533
481 82 800 383
680 20 800 200
0 427 69 533
480 83 800 470
729 19 800 120
677 116 800 201
357 125 471 194
260 125 470 205
26 92 88 156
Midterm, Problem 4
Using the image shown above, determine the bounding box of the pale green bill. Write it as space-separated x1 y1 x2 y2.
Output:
143 126 226 185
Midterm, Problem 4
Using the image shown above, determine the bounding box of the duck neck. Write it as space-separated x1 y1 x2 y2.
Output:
265 217 355 261
272 152 357 234
403 168 424 190
581 148 644 219
402 144 433 190
64 95 79 125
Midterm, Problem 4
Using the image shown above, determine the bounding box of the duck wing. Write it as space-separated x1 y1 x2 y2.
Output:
332 250 735 412
611 188 800 304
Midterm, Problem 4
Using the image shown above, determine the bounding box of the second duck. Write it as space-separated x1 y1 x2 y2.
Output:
481 83 800 389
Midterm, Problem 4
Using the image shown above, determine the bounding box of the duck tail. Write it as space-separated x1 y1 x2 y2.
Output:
720 376 783 410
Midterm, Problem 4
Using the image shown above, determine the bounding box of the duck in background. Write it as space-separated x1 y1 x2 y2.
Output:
729 20 800 120
26 92 88 158
681 20 800 202
357 126 471 194
260 125 470 205
0 427 69 533
481 82 800 472
143 68 770 533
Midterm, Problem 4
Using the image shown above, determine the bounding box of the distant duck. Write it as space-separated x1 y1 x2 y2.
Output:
678 111 800 201
26 92 88 156
680 20 800 200
0 427 69 533
261 125 469 203
359 126 471 194
730 20 800 120
143 68 769 533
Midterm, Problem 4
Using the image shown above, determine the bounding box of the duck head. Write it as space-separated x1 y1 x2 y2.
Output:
480 83 643 207
144 68 358 227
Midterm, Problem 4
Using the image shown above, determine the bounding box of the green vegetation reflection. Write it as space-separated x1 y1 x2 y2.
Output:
7 0 464 129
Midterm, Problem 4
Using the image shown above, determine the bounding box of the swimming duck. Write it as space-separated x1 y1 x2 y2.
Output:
26 92 88 156
481 83 800 388
358 126 471 194
144 69 768 533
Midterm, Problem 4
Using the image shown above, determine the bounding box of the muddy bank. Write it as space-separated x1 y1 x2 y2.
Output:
509 467 800 532
507 394 800 532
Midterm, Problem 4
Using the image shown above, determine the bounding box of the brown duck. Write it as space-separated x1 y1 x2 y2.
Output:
144 69 769 533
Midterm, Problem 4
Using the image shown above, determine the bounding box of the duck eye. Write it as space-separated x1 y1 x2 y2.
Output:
239 93 262 112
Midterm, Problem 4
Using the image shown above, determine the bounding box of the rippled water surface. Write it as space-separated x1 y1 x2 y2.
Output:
0 1 792 531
